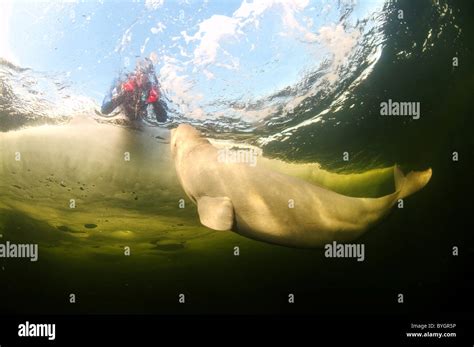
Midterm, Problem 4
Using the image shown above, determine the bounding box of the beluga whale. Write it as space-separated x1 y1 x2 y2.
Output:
170 124 432 248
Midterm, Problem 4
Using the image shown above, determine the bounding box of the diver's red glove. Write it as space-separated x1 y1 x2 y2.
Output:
122 80 136 92
147 87 160 103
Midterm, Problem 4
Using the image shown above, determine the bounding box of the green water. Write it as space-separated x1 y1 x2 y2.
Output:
0 117 470 315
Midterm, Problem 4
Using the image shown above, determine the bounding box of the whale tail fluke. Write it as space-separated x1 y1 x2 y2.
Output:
394 165 432 199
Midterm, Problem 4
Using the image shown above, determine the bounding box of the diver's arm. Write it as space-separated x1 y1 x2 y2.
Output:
101 89 125 115
151 100 167 122
101 98 115 115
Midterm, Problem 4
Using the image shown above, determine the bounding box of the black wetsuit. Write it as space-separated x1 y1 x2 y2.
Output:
101 68 167 122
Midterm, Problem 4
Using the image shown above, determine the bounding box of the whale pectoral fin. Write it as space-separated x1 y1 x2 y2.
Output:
197 196 234 231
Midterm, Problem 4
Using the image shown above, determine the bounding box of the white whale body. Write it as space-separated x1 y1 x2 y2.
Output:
171 124 432 248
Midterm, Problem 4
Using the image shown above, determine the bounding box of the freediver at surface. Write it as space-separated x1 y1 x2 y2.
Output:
101 58 168 123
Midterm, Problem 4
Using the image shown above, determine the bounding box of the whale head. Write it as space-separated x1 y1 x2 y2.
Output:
170 124 206 160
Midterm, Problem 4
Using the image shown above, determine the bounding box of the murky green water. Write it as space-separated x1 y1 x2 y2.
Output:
0 116 471 315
